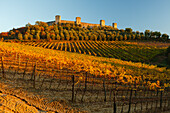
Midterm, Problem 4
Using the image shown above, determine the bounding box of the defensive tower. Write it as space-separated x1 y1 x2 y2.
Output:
76 17 81 25
100 20 105 27
47 15 117 29
55 15 61 24
112 23 117 29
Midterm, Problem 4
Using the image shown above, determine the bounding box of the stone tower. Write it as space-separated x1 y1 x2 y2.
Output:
112 23 117 29
100 20 105 27
55 15 61 24
76 17 81 25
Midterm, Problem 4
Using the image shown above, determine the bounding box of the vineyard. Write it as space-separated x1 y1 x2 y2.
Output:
22 41 170 63
0 58 170 112
0 41 170 112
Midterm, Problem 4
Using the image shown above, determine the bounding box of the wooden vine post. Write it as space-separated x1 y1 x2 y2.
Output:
134 79 137 97
32 62 37 88
160 89 163 110
18 54 20 70
72 75 75 103
81 72 88 102
23 59 28 79
103 78 106 102
128 88 133 113
113 90 117 113
1 56 5 78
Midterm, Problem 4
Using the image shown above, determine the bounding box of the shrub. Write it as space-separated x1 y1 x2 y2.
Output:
56 34 61 40
29 35 33 41
125 28 132 34
168 54 170 65
166 46 170 56
24 34 28 40
51 34 55 40
18 33 23 40
36 33 40 40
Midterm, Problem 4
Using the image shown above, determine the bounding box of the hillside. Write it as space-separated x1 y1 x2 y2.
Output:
0 41 170 113
22 41 170 64
0 41 170 87
1 21 169 66
0 21 170 112
0 21 169 42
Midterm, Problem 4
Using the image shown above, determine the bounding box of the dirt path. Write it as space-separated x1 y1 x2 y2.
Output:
0 93 39 113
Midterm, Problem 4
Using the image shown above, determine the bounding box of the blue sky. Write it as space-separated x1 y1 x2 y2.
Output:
0 0 170 35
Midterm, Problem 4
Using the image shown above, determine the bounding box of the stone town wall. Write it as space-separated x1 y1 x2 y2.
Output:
61 20 75 24
81 22 100 27
47 15 117 28
60 20 102 27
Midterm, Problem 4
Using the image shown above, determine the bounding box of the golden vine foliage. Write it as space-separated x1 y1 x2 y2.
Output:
0 42 169 90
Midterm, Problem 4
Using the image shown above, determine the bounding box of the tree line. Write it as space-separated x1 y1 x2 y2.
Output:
0 21 169 42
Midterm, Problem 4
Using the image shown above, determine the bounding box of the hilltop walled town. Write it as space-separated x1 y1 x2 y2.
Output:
47 15 117 28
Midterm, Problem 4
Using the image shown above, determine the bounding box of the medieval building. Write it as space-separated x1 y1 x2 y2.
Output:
47 15 117 28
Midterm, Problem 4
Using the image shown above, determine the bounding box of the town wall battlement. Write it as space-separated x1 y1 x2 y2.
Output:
47 15 117 28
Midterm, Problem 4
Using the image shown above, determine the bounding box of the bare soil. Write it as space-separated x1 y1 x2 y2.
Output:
0 70 170 113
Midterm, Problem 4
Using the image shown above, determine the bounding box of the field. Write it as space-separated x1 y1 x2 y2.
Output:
0 41 170 113
23 41 170 63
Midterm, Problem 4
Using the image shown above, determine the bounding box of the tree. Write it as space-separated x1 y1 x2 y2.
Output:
29 34 33 41
145 30 150 40
87 25 90 30
56 34 61 40
154 31 161 38
26 23 31 27
18 33 23 40
47 33 51 41
90 34 94 41
140 32 144 36
58 26 63 31
166 46 170 56
1 37 4 42
115 36 119 41
132 34 136 40
35 21 48 28
60 32 65 40
9 31 15 37
31 30 35 35
98 35 102 41
141 34 145 40
41 31 46 39
125 28 132 34
54 25 58 31
111 34 115 41
24 34 28 40
120 29 125 33
81 36 85 40
36 33 40 40
26 29 30 34
127 35 131 40
66 34 70 41
70 35 75 40
137 35 141 40
51 33 56 40
35 21 40 25
136 31 140 35
162 34 169 40
124 34 127 40
106 34 111 41
119 35 123 41
55 30 59 35
75 36 79 41
85 36 89 41
101 33 106 41
94 34 97 41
